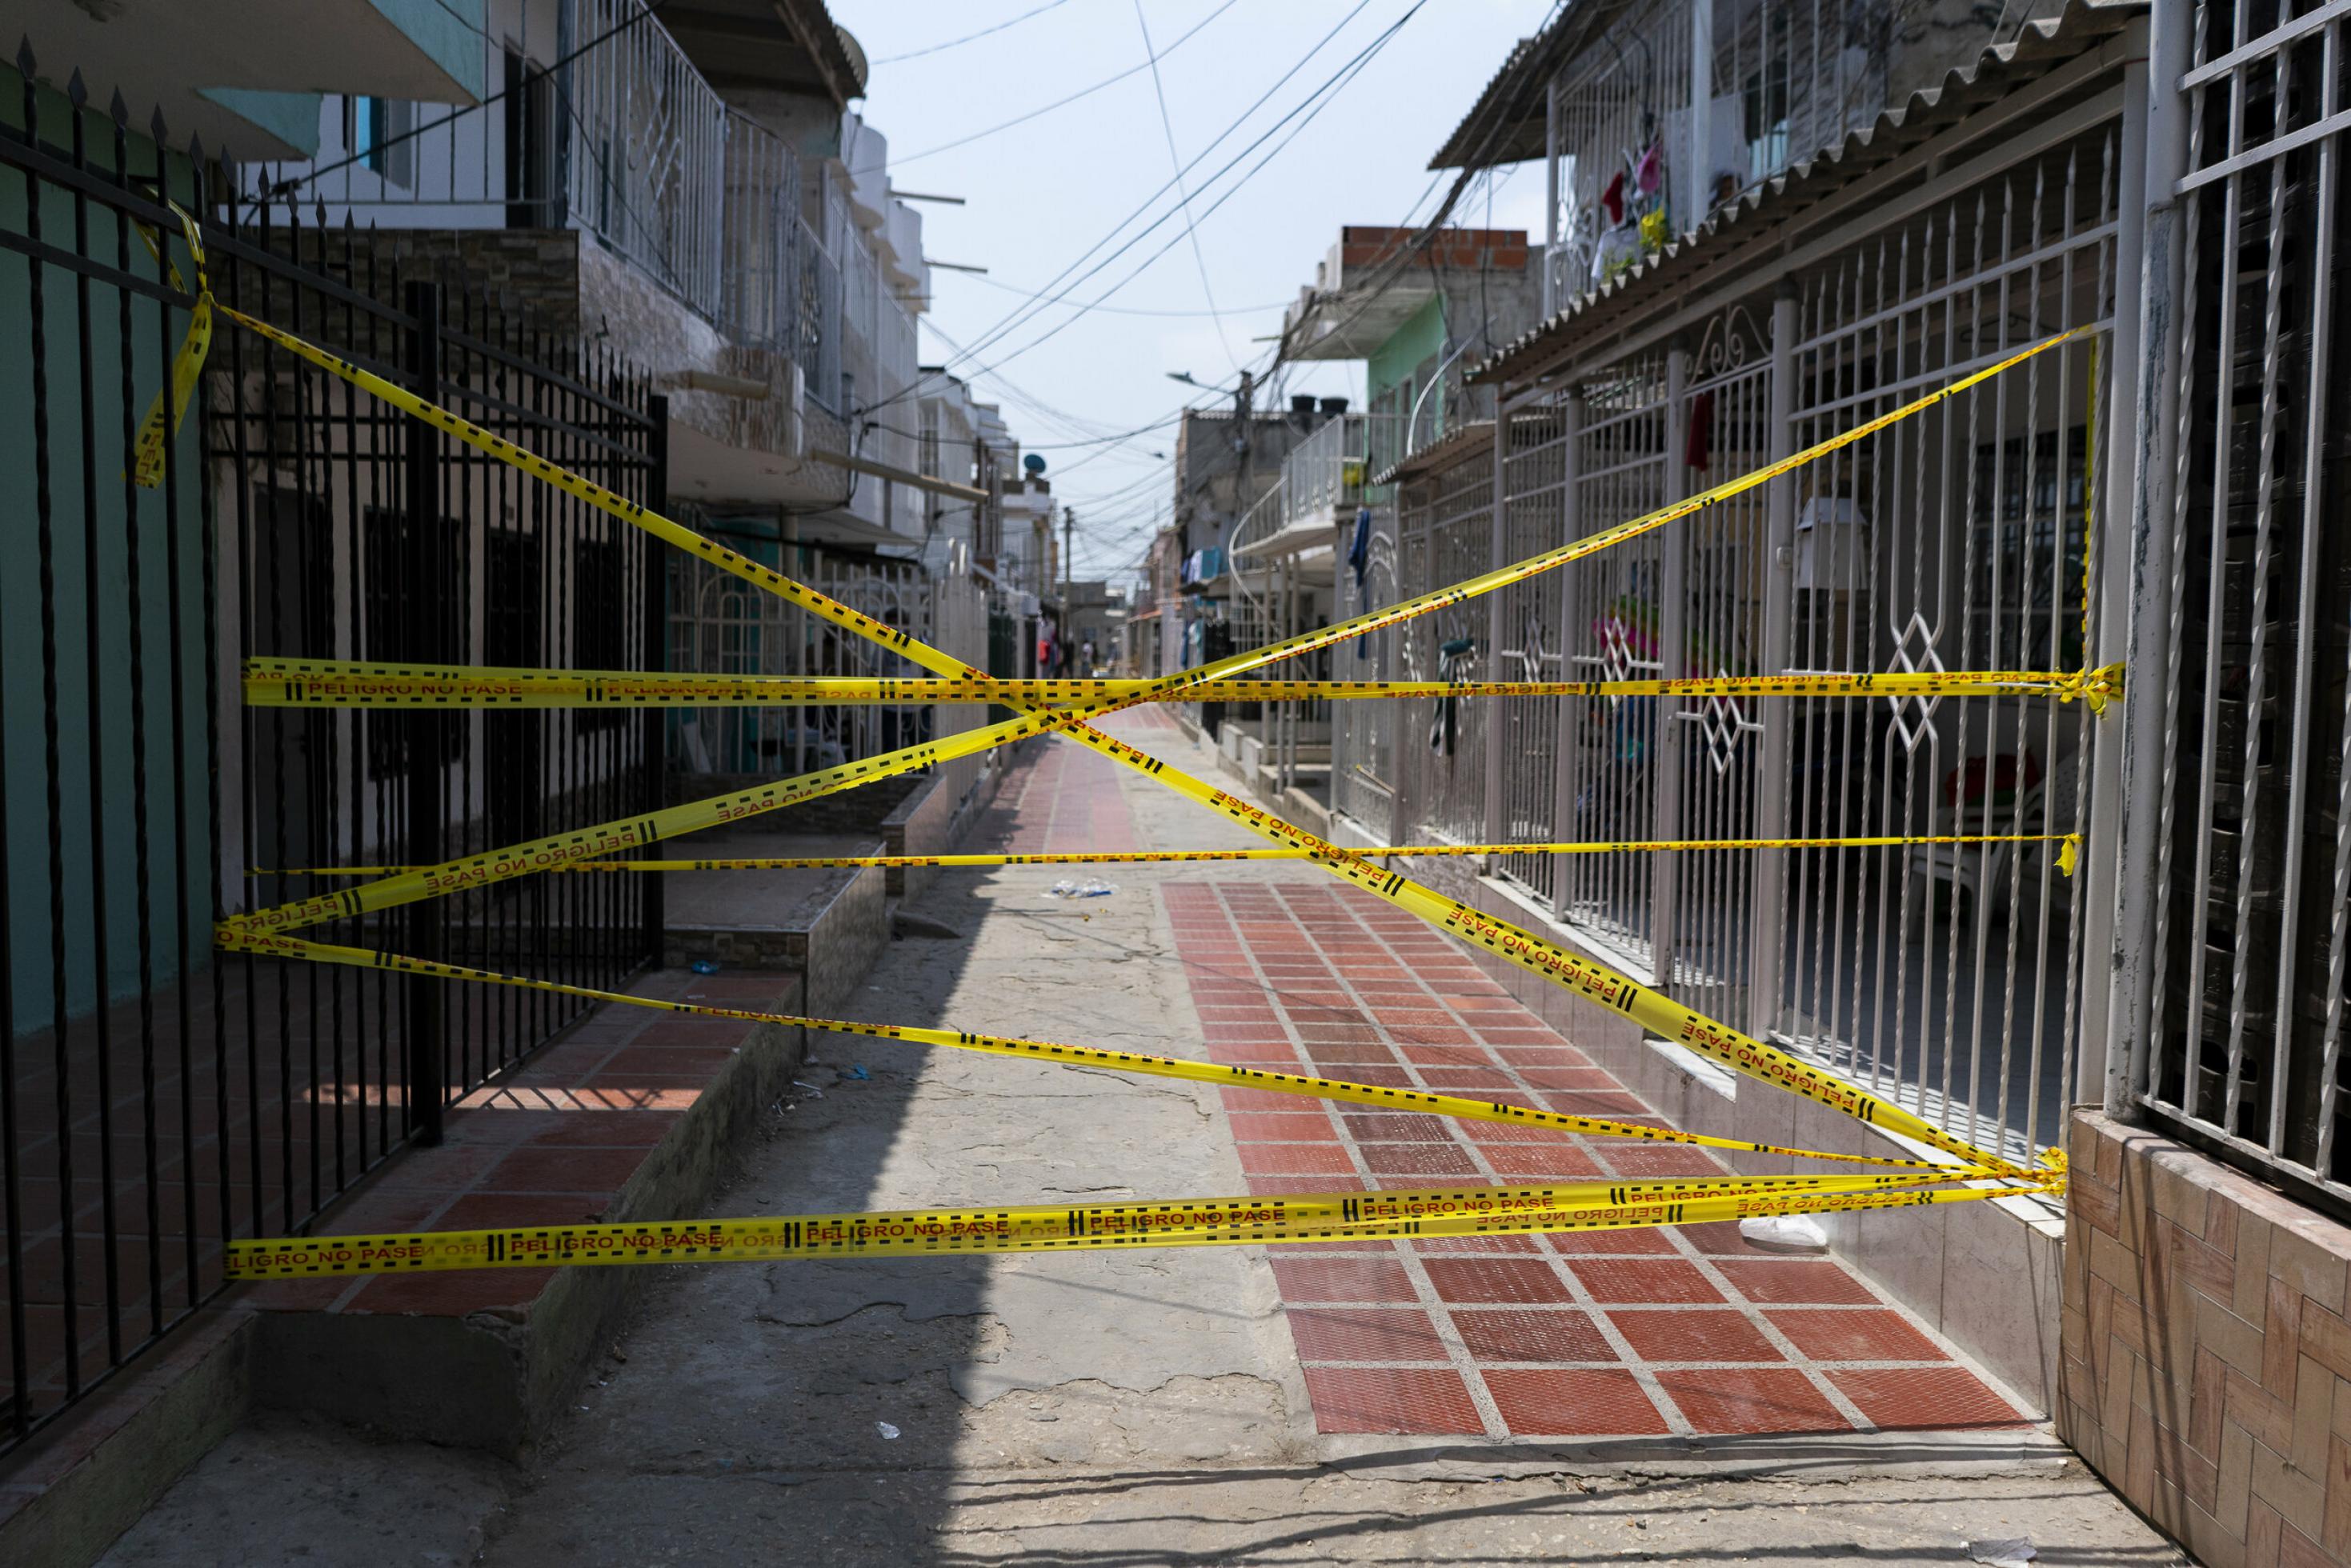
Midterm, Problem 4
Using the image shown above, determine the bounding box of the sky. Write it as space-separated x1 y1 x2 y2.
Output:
827 0 1557 586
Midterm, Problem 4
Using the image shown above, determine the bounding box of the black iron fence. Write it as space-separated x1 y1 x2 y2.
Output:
0 52 665 1456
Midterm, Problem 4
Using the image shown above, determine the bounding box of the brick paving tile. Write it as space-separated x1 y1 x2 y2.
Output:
1166 878 2024 1441
1767 1308 1950 1363
1829 1367 2030 1429
1565 1258 1725 1305
1483 1368 1669 1436
1359 1142 1483 1177
1227 1111 1338 1142
1608 1308 1785 1364
1545 1226 1680 1256
1268 1255 1418 1303
1343 1113 1457 1142
1480 1144 1609 1181
1300 1367 1485 1435
1597 1146 1728 1178
1422 1258 1576 1305
1236 1143 1357 1178
1450 1307 1620 1363
1652 1366 1852 1434
1411 1234 1547 1254
1715 1259 1883 1306
1284 1306 1452 1363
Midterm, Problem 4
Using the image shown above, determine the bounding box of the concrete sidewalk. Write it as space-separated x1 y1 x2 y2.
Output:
98 713 2183 1566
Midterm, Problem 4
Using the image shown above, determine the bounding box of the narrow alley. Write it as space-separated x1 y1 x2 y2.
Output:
99 718 2179 1565
9 2 2351 1560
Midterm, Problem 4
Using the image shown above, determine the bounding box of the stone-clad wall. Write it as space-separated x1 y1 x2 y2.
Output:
2064 1110 2351 1566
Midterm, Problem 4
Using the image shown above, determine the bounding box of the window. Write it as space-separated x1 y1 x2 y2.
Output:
573 537 632 735
352 97 415 188
503 49 562 227
1969 426 2091 671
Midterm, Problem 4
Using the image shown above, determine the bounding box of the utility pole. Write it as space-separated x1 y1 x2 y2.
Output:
1063 506 1075 658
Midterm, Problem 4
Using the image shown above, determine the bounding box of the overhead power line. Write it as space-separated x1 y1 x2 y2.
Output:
871 0 1076 65
870 0 1239 174
954 274 1292 318
866 0 1384 416
943 2 1422 387
1133 0 1243 372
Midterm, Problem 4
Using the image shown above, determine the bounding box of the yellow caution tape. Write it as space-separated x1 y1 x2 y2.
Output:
215 927 1992 1174
254 830 2084 879
242 657 2122 714
222 1177 2049 1278
193 249 2091 1177
129 214 210 488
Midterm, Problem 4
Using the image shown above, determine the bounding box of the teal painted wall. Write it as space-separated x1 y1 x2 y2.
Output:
2 74 214 1036
1368 294 1448 428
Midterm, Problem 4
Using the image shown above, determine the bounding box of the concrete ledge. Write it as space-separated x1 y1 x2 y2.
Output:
2061 1110 2351 1566
882 753 1011 904
0 1310 254 1568
244 970 807 1458
0 971 814 1566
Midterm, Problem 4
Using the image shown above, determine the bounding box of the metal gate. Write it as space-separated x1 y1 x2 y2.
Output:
2122 0 2351 1206
0 71 663 1454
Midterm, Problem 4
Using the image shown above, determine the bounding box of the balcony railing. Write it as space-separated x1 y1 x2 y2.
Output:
1279 413 1403 533
1546 0 1890 308
232 1 858 392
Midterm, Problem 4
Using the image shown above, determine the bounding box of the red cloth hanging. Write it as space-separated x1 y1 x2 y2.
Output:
1684 389 1715 470
1600 170 1625 226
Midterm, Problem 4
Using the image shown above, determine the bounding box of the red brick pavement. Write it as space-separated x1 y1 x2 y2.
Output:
973 734 1139 854
1164 879 2029 1442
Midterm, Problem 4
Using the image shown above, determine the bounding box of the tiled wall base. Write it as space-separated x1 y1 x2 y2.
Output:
2064 1110 2351 1567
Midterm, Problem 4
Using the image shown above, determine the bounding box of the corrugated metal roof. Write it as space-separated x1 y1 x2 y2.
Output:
1428 0 1644 171
1463 0 2145 388
1369 420 1496 488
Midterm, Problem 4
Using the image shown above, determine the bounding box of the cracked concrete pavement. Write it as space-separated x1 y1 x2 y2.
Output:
99 723 2185 1566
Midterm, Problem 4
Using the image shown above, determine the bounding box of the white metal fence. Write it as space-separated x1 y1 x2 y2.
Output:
1353 111 2123 1166
667 546 988 791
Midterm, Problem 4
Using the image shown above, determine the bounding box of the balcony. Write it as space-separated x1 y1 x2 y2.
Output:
229 1 938 518
27 0 486 159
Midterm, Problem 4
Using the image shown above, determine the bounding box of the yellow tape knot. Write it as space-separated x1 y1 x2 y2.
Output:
2057 834 2082 878
2075 663 2125 716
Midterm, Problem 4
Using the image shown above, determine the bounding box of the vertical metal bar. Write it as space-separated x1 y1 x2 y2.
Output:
2309 34 2349 1180
67 74 126 1369
2082 46 2153 1099
1550 389 1584 921
1484 408 1508 854
2111 7 2195 1116
1651 342 1691 990
2268 38 2336 1156
2223 142 2289 1146
148 125 198 1314
402 280 447 1146
19 58 89 1400
643 395 669 961
107 100 163 1340
1749 286 1799 1038
0 106 25 1432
